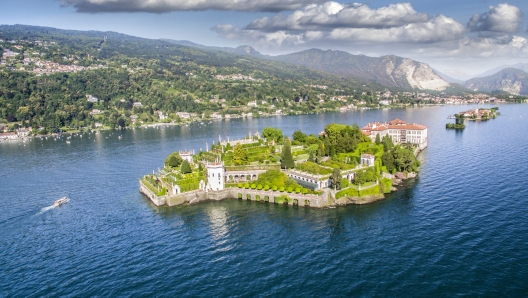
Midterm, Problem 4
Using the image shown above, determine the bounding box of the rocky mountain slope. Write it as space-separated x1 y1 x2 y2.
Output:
464 68 528 95
271 49 449 91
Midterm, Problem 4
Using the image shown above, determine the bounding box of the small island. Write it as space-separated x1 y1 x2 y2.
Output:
446 107 499 129
139 119 427 208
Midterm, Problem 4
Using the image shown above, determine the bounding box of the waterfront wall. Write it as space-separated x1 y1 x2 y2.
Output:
140 181 330 208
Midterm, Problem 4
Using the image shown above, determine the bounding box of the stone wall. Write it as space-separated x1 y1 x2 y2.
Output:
141 184 330 208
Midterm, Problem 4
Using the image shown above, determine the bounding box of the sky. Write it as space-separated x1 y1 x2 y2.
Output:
1 0 527 77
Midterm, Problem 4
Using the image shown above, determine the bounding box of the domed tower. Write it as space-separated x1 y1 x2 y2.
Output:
206 160 225 191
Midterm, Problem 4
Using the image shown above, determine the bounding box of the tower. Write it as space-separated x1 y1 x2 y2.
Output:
206 161 225 191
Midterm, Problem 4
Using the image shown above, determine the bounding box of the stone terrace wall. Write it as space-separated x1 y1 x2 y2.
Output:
141 185 331 208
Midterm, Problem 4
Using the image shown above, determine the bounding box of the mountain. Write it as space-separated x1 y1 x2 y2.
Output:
434 69 465 84
271 49 449 91
162 39 266 57
477 63 528 78
464 68 528 95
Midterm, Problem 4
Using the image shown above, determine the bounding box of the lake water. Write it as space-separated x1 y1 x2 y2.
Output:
1 104 528 296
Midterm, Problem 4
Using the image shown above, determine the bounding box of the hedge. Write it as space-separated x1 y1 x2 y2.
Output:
380 178 392 194
336 185 381 199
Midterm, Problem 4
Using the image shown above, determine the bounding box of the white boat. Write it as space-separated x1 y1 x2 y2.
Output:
54 197 69 207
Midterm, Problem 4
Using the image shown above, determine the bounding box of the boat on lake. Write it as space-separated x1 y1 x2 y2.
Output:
54 197 69 207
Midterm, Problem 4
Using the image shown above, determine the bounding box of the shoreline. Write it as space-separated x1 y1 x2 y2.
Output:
2 102 515 142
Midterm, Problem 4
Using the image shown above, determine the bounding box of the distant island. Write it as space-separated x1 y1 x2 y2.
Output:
140 118 426 208
446 107 499 129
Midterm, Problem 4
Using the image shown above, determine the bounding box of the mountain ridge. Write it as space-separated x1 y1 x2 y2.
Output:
464 68 528 95
270 48 449 91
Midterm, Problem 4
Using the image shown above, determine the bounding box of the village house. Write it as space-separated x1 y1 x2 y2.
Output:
176 112 190 119
90 109 103 115
86 94 98 103
17 127 31 137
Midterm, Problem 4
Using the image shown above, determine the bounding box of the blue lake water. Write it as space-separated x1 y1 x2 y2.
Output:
1 104 528 296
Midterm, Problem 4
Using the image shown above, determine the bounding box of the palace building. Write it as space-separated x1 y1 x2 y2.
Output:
361 118 428 150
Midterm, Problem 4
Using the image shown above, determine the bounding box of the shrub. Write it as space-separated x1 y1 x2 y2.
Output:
257 184 263 190
287 187 293 193
264 185 270 190
295 187 301 193
244 183 250 189
279 186 285 192
272 185 278 191
237 183 243 188
251 184 257 189
157 187 167 196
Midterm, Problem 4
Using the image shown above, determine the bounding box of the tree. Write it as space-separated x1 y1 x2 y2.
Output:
375 133 381 145
329 145 336 158
262 127 283 143
292 130 307 144
181 160 192 174
233 143 247 165
382 135 394 152
331 168 342 190
164 152 182 168
317 141 325 158
382 151 395 173
281 139 295 169
308 149 315 162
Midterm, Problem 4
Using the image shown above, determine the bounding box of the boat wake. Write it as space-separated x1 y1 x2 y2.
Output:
38 205 56 214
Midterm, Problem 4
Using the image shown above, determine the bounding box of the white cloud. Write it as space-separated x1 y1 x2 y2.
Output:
60 0 326 13
245 2 430 31
212 24 305 46
326 15 465 43
467 3 524 33
213 1 528 63
216 3 465 46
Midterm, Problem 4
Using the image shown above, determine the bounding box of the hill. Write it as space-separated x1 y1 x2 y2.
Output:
464 68 528 95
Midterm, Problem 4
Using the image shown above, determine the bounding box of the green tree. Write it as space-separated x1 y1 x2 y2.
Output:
375 133 381 145
382 135 394 152
233 143 247 165
308 149 315 162
331 168 342 190
262 127 283 143
181 160 192 174
382 150 395 173
164 152 183 168
281 139 295 169
292 130 307 144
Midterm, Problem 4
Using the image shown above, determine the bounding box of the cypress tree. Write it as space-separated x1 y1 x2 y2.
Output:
181 160 192 174
281 139 295 169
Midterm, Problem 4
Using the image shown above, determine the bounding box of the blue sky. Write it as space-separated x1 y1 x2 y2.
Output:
1 0 527 75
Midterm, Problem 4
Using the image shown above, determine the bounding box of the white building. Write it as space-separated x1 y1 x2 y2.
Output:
206 161 225 191
360 154 375 167
86 94 98 103
361 118 428 150
179 150 194 164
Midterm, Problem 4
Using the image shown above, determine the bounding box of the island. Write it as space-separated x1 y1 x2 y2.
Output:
446 107 499 129
139 119 427 208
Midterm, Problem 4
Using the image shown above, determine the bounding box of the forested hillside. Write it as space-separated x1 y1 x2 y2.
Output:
1 25 387 132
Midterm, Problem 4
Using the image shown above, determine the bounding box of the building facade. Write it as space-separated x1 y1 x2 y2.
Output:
361 118 428 150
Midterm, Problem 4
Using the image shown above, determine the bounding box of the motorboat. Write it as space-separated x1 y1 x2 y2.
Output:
54 197 69 207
